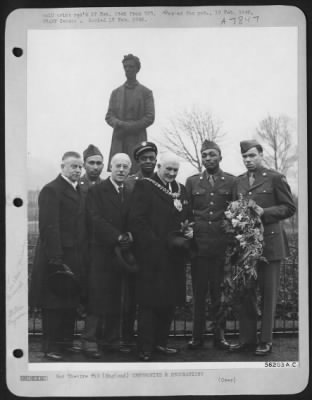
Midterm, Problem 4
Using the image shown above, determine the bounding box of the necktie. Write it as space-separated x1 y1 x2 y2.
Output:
208 175 215 187
249 172 255 186
117 185 124 202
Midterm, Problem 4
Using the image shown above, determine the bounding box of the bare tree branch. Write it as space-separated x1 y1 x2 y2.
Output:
256 114 297 175
159 107 225 172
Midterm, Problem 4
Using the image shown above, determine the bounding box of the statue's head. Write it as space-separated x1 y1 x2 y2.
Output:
122 54 141 80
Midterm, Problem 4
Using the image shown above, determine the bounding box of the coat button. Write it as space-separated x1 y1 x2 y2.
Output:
248 192 252 195
209 211 213 215
208 221 212 225
210 193 214 196
210 201 214 205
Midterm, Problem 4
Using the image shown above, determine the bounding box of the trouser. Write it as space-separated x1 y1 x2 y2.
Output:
81 312 120 350
120 273 137 344
81 314 104 351
191 255 225 340
41 308 76 353
137 305 174 353
239 260 281 344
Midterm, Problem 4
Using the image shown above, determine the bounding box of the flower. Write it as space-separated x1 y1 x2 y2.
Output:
216 195 268 327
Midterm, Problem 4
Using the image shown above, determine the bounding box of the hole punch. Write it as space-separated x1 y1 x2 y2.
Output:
13 198 23 207
13 349 24 358
12 47 23 57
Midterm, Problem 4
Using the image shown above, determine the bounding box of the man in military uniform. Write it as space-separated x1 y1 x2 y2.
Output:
79 145 104 358
229 140 296 355
127 141 158 191
119 141 158 352
185 140 235 350
79 144 104 195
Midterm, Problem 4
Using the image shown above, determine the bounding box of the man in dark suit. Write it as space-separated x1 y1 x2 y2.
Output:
105 54 155 173
82 153 134 357
129 153 193 361
229 140 296 355
185 140 235 350
29 152 84 361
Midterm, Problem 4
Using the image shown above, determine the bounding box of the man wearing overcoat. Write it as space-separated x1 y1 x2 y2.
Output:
185 140 235 350
129 153 193 361
29 152 85 361
84 153 134 356
105 54 155 173
229 140 296 355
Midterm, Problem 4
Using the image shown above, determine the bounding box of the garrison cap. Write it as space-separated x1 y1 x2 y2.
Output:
240 140 263 154
201 140 221 155
83 144 103 161
133 141 158 161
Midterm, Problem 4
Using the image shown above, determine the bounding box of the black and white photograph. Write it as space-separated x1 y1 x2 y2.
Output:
5 4 308 397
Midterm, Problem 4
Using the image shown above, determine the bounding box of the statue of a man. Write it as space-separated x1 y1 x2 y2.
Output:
105 54 155 173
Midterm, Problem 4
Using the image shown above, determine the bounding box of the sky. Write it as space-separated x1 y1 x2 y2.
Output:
27 26 298 190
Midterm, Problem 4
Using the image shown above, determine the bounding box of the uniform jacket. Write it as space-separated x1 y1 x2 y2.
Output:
126 170 145 193
78 174 102 198
185 169 236 257
234 167 296 261
105 81 155 172
29 174 85 309
86 178 132 314
78 174 103 298
129 173 193 307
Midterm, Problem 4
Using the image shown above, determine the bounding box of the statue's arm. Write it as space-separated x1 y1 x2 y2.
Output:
105 91 123 128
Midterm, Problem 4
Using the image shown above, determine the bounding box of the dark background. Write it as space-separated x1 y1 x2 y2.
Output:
1 0 311 399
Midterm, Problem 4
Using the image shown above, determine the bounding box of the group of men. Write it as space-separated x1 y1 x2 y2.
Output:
30 137 296 362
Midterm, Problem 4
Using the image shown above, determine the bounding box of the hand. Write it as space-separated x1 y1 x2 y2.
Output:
183 227 193 239
48 258 64 270
118 233 132 250
248 199 264 216
254 204 264 216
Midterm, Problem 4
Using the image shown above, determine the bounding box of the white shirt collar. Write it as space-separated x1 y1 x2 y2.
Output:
61 174 78 190
156 172 172 191
109 176 123 193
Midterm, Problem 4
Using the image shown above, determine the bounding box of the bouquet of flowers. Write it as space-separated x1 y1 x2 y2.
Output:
216 194 267 326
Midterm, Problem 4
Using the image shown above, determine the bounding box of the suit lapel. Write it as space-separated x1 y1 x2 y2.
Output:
102 178 123 210
249 168 267 191
58 175 80 203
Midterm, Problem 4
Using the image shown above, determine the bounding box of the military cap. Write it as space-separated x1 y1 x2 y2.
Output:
83 144 103 161
133 141 158 161
240 140 263 154
201 140 221 154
